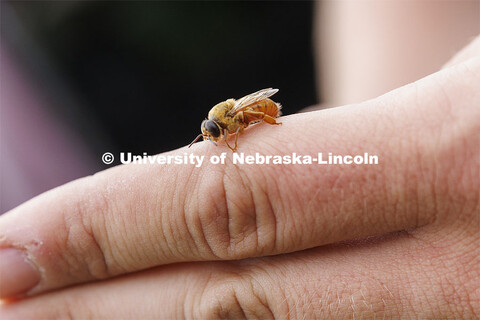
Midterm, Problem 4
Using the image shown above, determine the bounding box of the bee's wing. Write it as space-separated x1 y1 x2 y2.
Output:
228 88 279 115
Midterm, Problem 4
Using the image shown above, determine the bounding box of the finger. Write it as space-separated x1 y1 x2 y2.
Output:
1 233 475 319
0 263 210 319
1 58 479 298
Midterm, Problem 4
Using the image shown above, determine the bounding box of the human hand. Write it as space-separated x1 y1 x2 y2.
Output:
1 38 479 319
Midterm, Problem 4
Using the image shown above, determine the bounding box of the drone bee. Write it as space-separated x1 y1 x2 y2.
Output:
188 88 282 152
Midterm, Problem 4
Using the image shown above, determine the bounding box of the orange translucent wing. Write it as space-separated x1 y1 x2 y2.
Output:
228 88 279 116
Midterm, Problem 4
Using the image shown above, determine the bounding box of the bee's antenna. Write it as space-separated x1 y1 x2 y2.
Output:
188 134 206 148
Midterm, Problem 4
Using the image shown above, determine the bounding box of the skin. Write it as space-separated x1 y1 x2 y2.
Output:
0 34 479 318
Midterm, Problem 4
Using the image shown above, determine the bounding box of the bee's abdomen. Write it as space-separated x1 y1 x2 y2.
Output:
250 99 281 117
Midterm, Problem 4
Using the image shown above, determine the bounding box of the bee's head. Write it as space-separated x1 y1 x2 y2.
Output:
201 119 222 143
188 119 222 148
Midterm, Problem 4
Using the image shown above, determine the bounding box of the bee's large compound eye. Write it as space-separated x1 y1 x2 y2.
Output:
204 120 221 138
200 120 208 134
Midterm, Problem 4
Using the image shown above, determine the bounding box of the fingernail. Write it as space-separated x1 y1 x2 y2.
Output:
0 248 40 298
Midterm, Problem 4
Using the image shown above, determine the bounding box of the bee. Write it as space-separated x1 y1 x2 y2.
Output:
188 88 282 152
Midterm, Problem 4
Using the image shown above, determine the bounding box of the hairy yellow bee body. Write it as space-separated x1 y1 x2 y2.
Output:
207 99 243 133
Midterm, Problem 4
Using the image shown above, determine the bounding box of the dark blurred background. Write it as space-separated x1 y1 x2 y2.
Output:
1 1 316 212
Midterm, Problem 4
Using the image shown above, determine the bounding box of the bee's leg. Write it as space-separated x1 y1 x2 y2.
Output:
243 111 282 125
262 114 282 125
233 127 241 151
223 129 237 152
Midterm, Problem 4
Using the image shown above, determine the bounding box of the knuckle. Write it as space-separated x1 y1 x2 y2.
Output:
196 272 276 319
189 166 278 260
57 177 111 281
